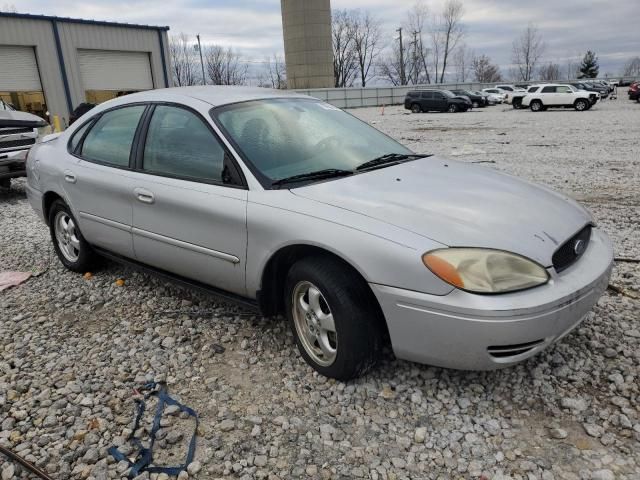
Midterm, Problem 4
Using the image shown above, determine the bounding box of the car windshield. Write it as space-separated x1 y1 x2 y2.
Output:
213 98 413 185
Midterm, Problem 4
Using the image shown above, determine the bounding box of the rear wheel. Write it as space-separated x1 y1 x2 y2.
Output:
447 104 458 113
284 256 384 380
530 100 543 112
49 200 99 272
411 103 422 113
574 99 589 111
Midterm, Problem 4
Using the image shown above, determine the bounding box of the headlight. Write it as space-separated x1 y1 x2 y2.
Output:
37 124 52 139
422 248 549 294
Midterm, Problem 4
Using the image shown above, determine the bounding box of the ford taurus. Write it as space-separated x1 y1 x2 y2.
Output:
25 87 613 380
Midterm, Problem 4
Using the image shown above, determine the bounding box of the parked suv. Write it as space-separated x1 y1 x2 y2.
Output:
1 100 48 188
404 90 471 113
521 84 594 111
449 90 486 108
570 82 608 102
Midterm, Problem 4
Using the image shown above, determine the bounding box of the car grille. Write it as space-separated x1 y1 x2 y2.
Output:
487 339 545 358
0 127 33 135
552 225 592 273
0 138 36 149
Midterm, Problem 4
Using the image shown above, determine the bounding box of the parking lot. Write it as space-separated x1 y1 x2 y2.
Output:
1 97 639 480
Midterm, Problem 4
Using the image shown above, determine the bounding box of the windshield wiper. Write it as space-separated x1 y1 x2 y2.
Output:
271 168 354 188
355 153 431 171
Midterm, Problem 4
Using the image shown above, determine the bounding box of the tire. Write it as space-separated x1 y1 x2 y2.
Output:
284 256 384 380
574 99 589 111
530 100 543 112
410 103 422 113
49 199 99 272
0 178 10 189
447 104 458 113
472 101 479 108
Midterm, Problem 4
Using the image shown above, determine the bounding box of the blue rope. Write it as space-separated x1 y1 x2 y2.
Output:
108 382 198 477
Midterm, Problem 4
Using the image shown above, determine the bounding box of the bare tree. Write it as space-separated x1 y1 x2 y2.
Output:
258 54 287 89
512 23 545 81
169 33 198 86
623 57 640 77
538 62 561 81
204 46 247 86
378 42 411 86
436 0 465 83
472 54 502 83
352 11 383 87
332 9 358 87
453 43 473 82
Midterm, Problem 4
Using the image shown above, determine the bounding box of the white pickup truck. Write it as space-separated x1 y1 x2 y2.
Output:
0 100 48 188
521 84 595 112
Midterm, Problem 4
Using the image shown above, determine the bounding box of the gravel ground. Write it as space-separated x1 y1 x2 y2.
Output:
1 97 639 480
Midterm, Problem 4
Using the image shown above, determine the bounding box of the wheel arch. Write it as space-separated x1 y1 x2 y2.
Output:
257 243 388 334
42 190 66 226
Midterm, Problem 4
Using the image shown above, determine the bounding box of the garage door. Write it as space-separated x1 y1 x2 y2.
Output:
0 45 42 91
78 49 153 91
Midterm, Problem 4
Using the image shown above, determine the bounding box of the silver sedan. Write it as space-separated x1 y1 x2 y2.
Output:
25 87 613 380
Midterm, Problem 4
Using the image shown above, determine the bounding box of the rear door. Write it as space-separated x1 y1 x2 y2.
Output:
555 85 574 105
540 85 558 104
65 105 147 257
129 103 248 295
420 91 433 111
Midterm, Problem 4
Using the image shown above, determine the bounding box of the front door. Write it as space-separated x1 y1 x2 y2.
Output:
130 104 248 296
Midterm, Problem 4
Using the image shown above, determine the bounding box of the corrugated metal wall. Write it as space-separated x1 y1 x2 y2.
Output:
0 17 68 123
0 15 171 125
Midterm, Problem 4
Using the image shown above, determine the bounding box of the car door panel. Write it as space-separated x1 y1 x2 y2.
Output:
72 161 136 257
130 173 248 295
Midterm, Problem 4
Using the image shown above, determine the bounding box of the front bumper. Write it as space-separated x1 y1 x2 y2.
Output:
371 228 613 370
0 149 27 179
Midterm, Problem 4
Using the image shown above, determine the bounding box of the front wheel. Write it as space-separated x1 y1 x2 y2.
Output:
574 99 589 111
284 256 384 380
447 104 458 113
472 101 479 108
49 199 99 272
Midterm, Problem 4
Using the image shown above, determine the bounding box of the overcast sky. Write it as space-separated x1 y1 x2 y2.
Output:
8 0 639 79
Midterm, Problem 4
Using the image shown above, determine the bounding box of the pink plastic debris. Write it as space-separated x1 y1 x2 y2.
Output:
0 271 32 291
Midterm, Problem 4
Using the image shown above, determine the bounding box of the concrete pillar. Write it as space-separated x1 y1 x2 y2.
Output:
281 0 334 89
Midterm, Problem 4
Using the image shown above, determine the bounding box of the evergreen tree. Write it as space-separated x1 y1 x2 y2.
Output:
579 50 599 78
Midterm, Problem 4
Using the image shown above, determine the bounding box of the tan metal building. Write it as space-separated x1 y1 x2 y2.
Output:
0 12 171 126
281 0 333 89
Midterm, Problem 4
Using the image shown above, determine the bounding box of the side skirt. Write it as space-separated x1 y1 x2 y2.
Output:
93 247 261 313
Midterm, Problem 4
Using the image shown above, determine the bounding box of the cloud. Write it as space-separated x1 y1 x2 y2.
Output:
9 0 639 75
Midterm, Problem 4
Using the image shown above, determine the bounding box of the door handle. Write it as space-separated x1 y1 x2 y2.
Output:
64 171 77 184
134 187 155 204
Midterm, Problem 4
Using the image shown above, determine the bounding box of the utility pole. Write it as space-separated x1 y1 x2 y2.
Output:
397 27 405 85
412 30 419 84
196 34 206 86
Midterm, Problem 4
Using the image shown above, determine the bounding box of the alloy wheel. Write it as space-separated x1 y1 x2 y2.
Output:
54 211 80 262
292 281 337 367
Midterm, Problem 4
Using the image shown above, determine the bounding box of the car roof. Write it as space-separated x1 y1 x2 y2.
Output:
94 86 310 109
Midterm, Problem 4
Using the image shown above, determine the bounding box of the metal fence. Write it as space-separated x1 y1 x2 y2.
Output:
295 77 634 109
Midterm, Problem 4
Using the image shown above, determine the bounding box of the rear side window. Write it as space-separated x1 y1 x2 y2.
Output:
421 91 433 99
142 105 226 182
81 106 145 167
541 86 556 93
69 121 93 153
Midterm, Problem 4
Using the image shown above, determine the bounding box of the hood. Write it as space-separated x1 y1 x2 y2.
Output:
0 110 47 128
292 158 591 267
452 95 471 103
